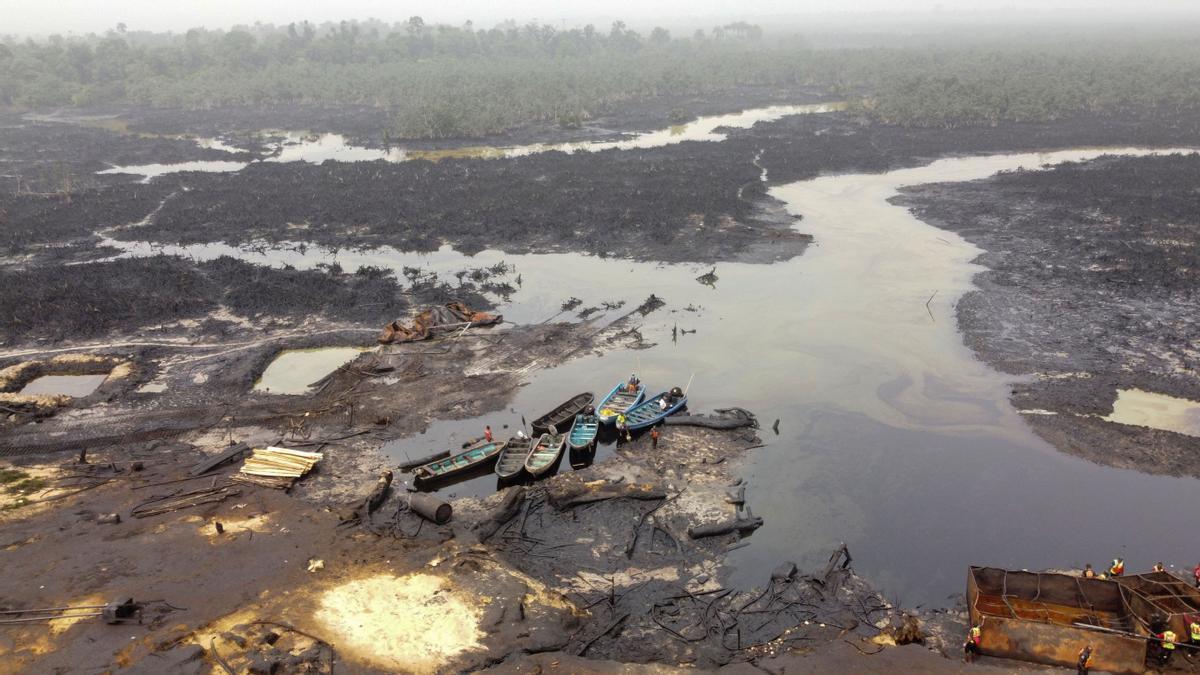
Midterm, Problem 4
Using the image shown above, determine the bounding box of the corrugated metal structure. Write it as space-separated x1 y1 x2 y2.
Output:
967 566 1148 673
1115 571 1200 642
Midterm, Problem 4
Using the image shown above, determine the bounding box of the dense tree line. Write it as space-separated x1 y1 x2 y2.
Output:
2 19 1199 137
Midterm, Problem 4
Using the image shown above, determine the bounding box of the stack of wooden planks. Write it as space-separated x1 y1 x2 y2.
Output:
234 446 323 489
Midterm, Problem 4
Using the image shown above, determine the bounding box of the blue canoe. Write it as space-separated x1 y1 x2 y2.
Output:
622 392 687 430
568 414 600 450
414 440 506 481
596 382 646 425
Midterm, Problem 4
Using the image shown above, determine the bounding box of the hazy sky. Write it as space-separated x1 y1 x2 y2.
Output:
2 0 1197 36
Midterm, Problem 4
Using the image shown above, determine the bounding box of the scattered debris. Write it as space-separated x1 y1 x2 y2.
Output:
132 484 241 518
546 476 668 509
688 507 764 539
377 302 502 344
307 559 325 573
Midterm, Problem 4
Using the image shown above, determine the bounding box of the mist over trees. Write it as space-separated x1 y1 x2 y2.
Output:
2 18 1198 137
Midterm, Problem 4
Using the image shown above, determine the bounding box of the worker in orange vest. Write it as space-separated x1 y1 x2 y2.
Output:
1077 644 1093 674
1109 558 1124 577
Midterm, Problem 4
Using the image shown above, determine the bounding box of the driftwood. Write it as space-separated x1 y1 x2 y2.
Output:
341 470 393 524
664 407 758 430
475 487 526 542
398 450 449 472
687 514 764 539
189 443 249 476
547 479 667 510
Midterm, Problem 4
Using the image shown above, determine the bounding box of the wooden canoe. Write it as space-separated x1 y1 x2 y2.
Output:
596 382 646 425
623 392 688 430
525 433 566 477
531 392 594 434
568 414 600 450
495 435 534 480
414 440 505 481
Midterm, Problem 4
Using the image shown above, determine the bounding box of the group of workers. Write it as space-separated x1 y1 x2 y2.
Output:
613 374 680 443
966 559 1200 670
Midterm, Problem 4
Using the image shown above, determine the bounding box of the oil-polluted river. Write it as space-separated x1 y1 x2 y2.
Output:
101 145 1200 607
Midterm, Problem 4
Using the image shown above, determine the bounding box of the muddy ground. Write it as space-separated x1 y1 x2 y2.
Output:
893 154 1200 478
0 312 963 673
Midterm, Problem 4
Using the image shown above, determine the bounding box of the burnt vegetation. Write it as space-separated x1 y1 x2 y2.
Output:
0 255 490 344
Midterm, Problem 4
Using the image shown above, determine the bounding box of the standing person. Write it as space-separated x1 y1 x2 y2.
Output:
616 413 631 443
650 426 661 450
1083 564 1096 578
1193 561 1200 588
1077 644 1093 675
963 624 981 662
1159 628 1177 666
625 374 640 393
484 425 493 443
1109 558 1125 577
1153 562 1165 573
1189 615 1200 658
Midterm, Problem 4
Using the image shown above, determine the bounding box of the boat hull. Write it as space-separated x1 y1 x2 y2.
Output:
596 382 646 425
623 392 687 430
414 440 506 482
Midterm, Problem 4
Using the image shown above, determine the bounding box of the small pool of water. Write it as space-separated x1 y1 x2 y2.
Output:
19 374 109 397
255 347 370 395
1104 388 1200 437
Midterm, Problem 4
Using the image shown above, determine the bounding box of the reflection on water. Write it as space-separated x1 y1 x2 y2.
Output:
19 374 108 397
1105 388 1200 437
93 103 840 179
255 347 370 395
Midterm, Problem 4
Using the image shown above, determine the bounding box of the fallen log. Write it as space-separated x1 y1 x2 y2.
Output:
547 479 667 510
475 487 526 542
688 515 763 539
398 450 450 472
664 407 757 430
341 470 393 523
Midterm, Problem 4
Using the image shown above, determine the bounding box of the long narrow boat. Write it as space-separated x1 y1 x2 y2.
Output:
530 392 594 434
414 440 506 482
623 391 688 430
525 433 566 477
596 382 646 425
494 435 534 480
568 414 600 450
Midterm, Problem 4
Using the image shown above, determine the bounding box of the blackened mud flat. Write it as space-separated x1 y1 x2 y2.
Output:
893 154 1200 477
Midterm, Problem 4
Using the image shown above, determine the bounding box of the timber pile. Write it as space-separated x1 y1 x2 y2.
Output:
233 446 323 489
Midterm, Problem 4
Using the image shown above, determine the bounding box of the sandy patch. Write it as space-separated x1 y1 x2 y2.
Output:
313 572 484 673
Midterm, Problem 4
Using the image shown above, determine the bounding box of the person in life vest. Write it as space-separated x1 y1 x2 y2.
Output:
1109 558 1125 577
1153 561 1165 573
1159 629 1177 665
616 413 631 442
1077 644 1093 675
625 374 640 393
1189 616 1200 658
963 624 982 662
1083 564 1096 578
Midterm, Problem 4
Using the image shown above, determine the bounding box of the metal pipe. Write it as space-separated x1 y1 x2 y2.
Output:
0 613 103 625
0 605 109 614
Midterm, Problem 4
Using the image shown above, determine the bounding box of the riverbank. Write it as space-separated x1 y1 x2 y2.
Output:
893 153 1200 477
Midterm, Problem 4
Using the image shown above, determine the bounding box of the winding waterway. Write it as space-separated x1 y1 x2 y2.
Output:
104 145 1200 606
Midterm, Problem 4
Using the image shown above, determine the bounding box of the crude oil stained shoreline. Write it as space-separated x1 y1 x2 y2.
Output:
893 153 1200 477
4 98 1200 673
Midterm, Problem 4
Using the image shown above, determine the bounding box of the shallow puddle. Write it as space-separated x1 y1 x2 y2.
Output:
254 347 369 395
1104 388 1200 437
19 374 108 397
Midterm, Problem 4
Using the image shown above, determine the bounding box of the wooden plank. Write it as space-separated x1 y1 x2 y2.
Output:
189 443 249 476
